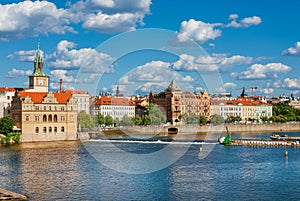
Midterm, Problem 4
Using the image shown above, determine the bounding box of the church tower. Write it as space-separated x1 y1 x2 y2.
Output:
29 42 49 92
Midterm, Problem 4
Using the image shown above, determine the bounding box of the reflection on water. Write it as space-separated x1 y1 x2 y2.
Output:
0 134 300 200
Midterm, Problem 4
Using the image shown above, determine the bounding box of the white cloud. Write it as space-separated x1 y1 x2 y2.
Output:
173 53 254 72
262 88 274 95
82 12 140 33
226 14 262 28
47 40 114 74
182 75 194 82
0 0 152 41
282 42 300 56
50 69 75 83
177 19 222 43
282 78 300 89
224 82 237 90
7 50 40 62
0 1 75 41
232 63 291 80
6 68 32 78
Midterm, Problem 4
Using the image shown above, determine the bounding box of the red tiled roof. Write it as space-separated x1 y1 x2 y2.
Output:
94 96 131 106
0 87 28 93
18 92 72 104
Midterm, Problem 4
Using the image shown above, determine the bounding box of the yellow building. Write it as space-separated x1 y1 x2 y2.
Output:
10 43 77 142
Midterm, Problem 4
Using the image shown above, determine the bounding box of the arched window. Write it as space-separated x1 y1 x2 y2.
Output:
54 127 57 133
61 126 65 132
43 127 46 133
48 115 52 122
54 115 58 122
49 127 52 133
35 127 39 133
43 115 47 122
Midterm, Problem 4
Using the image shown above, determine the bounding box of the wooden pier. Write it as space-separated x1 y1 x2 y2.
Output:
0 188 27 200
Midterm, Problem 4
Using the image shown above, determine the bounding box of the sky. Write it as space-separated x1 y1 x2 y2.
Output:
1 0 300 97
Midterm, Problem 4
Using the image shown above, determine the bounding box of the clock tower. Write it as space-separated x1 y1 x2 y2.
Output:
29 42 49 92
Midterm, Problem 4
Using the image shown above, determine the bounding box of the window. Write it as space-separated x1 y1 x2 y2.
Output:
35 127 39 133
49 127 52 133
43 127 46 133
61 126 65 132
43 115 47 122
48 115 52 122
35 116 39 121
54 127 57 133
54 115 57 122
49 106 51 110
61 116 65 121
44 106 46 110
35 106 39 110
61 107 65 111
25 115 29 121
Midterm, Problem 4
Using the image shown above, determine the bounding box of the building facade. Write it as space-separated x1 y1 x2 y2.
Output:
149 80 211 124
90 96 135 120
10 43 77 142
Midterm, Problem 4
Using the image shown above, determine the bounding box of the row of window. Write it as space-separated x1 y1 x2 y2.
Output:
26 106 70 111
36 126 64 133
26 114 65 122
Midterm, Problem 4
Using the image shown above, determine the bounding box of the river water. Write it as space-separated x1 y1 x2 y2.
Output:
1 132 300 200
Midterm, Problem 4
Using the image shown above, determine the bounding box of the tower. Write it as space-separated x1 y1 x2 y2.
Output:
29 42 49 92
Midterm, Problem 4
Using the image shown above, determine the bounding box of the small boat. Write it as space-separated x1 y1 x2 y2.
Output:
270 134 281 140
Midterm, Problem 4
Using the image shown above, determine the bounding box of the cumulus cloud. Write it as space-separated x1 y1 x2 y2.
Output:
231 63 291 80
282 42 300 56
226 14 262 28
182 75 194 82
0 0 152 41
172 53 254 72
262 88 274 95
0 1 76 41
50 69 75 83
177 19 222 43
7 50 41 62
282 78 300 89
6 68 32 78
47 40 114 73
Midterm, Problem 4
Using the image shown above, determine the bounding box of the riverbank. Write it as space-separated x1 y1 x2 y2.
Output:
83 122 300 141
0 188 27 200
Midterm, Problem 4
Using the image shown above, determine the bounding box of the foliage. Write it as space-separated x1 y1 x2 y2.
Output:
142 115 151 125
0 116 15 135
131 114 142 125
146 103 166 125
77 111 94 129
1 132 21 144
210 114 224 125
105 115 114 126
96 113 106 126
121 114 133 126
199 116 207 125
272 103 299 122
226 116 242 123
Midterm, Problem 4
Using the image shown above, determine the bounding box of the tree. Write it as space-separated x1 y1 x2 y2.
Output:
121 114 133 126
226 116 242 123
77 111 94 129
131 114 142 125
199 116 207 125
96 113 106 127
142 115 151 125
210 114 224 125
146 103 166 124
105 115 114 126
0 116 15 135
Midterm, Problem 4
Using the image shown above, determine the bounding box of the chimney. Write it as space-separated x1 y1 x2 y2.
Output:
60 79 62 93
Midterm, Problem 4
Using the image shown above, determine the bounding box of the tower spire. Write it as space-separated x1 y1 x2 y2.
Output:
32 40 46 76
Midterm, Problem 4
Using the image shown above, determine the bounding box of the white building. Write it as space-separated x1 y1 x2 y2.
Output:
65 90 90 114
90 96 135 120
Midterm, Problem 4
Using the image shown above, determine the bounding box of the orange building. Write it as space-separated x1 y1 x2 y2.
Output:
149 80 211 124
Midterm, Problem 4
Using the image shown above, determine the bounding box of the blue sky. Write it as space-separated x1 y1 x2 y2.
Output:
1 0 300 97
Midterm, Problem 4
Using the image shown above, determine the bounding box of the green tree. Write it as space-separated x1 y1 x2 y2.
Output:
0 116 15 135
105 115 114 126
131 114 142 125
210 114 224 125
96 113 106 126
77 111 94 129
146 103 166 124
142 115 151 125
121 114 133 126
199 116 207 125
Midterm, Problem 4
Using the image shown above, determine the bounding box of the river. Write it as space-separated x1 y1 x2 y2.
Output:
1 132 300 200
